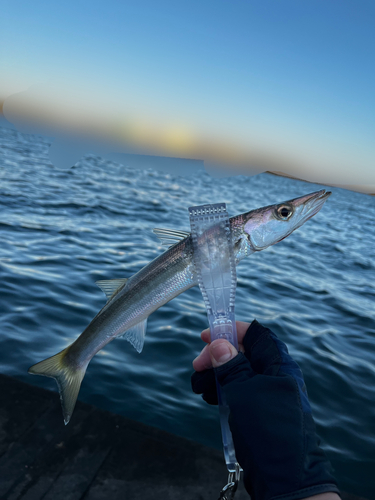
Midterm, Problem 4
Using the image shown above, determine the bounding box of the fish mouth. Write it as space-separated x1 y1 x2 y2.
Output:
293 189 332 222
307 189 332 203
292 189 331 205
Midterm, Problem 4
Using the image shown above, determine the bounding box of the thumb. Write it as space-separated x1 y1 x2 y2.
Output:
209 339 238 368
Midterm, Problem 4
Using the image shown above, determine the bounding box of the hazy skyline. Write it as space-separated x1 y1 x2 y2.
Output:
1 1 374 190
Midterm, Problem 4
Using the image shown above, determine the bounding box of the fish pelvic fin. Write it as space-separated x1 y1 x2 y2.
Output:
28 347 87 425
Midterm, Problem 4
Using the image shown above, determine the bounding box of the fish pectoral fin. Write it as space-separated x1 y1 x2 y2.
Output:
118 318 148 353
96 278 128 301
153 228 190 246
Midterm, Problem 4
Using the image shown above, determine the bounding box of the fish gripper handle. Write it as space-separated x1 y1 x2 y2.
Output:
189 203 240 473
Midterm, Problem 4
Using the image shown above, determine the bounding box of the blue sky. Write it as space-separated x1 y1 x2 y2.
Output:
1 1 374 189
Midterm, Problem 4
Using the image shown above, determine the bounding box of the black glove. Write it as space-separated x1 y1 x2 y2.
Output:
191 320 340 500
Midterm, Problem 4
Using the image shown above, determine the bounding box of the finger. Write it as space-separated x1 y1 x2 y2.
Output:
192 344 212 372
209 339 238 368
201 321 252 344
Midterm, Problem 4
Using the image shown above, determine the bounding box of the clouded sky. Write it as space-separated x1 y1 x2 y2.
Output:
1 1 374 189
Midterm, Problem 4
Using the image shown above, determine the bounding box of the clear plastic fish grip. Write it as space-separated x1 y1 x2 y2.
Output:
189 204 238 349
189 203 239 473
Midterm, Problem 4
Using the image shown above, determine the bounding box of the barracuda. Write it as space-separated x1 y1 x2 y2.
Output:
29 189 331 424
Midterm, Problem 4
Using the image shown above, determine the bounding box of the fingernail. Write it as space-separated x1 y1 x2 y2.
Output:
211 342 233 365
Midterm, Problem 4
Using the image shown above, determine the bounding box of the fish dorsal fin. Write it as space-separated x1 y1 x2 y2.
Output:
153 228 190 246
96 278 128 301
118 318 148 353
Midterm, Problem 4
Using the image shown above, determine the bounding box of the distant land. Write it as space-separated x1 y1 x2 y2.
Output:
266 171 375 197
0 103 373 197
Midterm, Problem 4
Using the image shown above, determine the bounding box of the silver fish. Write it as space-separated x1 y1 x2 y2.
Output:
29 189 331 424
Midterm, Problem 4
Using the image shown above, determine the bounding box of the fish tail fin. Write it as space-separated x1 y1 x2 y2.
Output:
28 347 87 425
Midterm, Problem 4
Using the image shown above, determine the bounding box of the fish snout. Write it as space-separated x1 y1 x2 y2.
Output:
301 189 332 221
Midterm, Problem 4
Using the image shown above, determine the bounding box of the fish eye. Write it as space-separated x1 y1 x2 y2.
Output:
275 204 293 220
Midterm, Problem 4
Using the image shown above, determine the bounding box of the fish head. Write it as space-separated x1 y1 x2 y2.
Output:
243 189 332 251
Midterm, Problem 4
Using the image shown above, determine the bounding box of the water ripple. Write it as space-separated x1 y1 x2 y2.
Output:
1 125 375 498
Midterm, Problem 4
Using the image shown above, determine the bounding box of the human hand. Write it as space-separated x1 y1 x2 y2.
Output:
192 321 249 372
191 321 248 406
191 320 340 500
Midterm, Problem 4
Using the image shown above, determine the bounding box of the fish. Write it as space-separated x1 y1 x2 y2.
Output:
29 189 331 424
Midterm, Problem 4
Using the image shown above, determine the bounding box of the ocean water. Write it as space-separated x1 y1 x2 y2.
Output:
0 124 374 498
